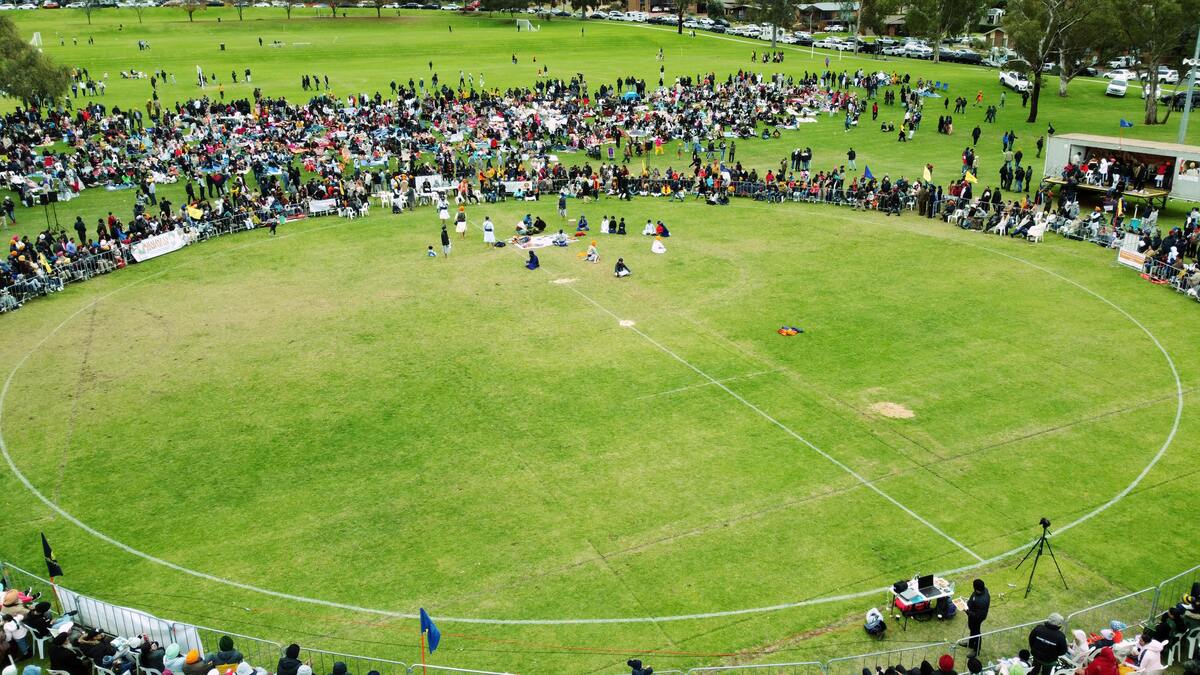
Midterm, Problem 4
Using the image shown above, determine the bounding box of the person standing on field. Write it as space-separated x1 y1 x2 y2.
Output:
440 225 451 257
966 579 990 657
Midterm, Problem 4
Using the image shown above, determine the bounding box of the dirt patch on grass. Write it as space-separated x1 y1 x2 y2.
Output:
870 401 914 419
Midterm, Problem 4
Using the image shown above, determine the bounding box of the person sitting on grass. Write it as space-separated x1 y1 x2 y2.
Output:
553 230 569 246
614 257 631 277
526 250 540 270
655 221 671 237
642 219 655 236
585 240 599 263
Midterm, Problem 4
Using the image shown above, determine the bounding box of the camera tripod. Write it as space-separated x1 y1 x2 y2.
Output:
1016 519 1068 598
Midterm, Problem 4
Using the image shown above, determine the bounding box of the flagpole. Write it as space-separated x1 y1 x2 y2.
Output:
48 576 63 614
420 630 427 675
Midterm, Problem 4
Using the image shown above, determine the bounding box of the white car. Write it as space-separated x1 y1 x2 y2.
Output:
0 4 14 8
825 23 845 31
903 43 933 59
1105 68 1138 80
1106 78 1128 97
881 45 905 56
813 38 839 49
999 70 1031 91
1151 67 1179 84
16 4 36 8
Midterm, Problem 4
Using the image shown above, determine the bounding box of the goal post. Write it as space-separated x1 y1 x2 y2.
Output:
515 19 538 31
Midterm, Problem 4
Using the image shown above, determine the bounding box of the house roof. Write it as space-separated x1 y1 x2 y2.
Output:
981 27 1006 35
797 2 859 12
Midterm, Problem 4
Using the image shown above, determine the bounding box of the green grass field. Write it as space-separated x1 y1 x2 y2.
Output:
2 10 1200 674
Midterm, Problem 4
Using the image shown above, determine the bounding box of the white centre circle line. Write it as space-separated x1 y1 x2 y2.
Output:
0 221 1182 625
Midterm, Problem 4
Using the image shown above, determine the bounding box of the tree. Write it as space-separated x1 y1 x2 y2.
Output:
372 0 385 16
283 0 298 18
1004 0 1102 123
569 0 597 18
857 0 900 54
1054 5 1114 96
0 16 70 106
755 0 800 47
1112 0 1200 124
181 0 206 21
905 0 985 62
673 0 688 34
858 0 899 37
80 0 98 25
228 0 246 20
132 1 145 22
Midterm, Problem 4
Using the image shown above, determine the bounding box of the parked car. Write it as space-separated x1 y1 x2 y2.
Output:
1105 78 1128 97
1164 89 1200 107
881 45 906 56
825 23 845 31
999 70 1031 91
1104 68 1138 80
1149 67 1179 84
903 43 933 59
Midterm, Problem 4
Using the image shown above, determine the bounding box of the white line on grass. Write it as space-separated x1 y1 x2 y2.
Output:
0 220 1183 625
633 369 782 400
564 284 985 563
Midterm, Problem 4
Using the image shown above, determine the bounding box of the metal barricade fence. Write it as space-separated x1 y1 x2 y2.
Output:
1151 564 1200 618
825 642 955 675
687 661 823 675
1 561 60 602
407 665 513 675
192 625 282 671
296 647 408 675
1065 588 1158 636
969 620 1042 667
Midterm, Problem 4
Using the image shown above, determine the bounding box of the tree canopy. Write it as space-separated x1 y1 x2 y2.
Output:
0 16 70 107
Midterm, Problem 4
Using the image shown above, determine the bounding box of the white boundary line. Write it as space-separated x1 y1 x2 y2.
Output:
0 220 1183 625
633 368 782 400
563 284 985 564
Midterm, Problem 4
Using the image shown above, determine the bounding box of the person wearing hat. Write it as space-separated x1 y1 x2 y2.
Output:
163 643 185 673
937 655 957 675
327 662 349 675
276 644 302 675
1028 613 1068 675
182 649 209 675
965 579 991 656
1084 646 1119 675
21 602 54 638
206 636 243 670
49 632 90 675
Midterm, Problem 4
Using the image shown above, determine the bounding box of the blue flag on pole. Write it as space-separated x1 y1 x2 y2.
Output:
419 608 441 653
863 165 874 180
1120 119 1134 128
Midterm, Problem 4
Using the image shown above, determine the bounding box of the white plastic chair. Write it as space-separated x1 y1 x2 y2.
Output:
30 631 52 659
1026 223 1047 243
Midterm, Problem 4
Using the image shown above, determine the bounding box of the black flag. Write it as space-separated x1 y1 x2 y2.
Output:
41 533 63 578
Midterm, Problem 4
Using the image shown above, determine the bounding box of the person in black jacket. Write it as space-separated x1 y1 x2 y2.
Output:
277 643 303 675
49 633 91 675
1028 613 1068 675
966 579 991 656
